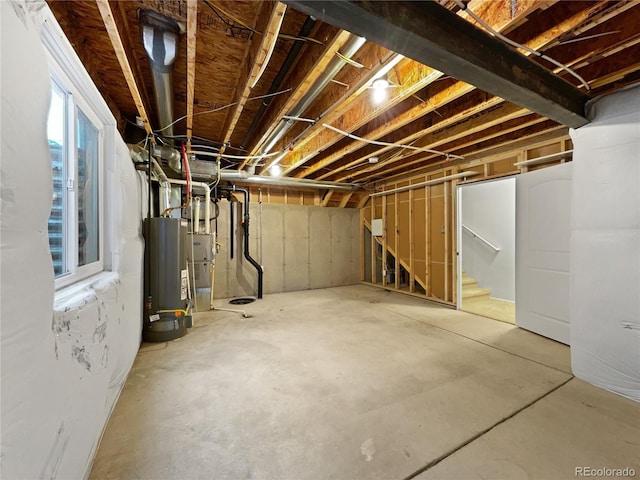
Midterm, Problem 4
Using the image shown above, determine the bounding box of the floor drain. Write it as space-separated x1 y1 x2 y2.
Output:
229 296 256 305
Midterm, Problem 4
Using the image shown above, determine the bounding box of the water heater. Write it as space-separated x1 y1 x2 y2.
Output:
143 217 188 342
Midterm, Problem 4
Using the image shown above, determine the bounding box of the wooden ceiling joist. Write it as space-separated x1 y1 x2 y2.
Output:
275 59 443 176
330 101 530 182
186 0 198 146
282 0 590 128
297 0 607 181
222 3 288 150
241 28 354 168
96 0 153 136
351 114 548 183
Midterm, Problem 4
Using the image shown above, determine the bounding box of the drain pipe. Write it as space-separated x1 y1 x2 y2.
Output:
229 197 235 260
248 33 366 171
220 186 263 299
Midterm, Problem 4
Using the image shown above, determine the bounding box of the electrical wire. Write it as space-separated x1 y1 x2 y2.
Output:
322 123 465 160
154 88 292 134
454 0 590 90
204 0 324 45
283 115 316 123
336 51 366 68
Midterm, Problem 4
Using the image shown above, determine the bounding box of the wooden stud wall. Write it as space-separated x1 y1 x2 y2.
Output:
359 132 572 306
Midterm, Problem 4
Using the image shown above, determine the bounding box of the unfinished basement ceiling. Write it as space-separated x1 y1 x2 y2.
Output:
47 0 640 197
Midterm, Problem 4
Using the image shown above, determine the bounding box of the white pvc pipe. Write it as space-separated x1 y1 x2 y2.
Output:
193 197 201 234
166 179 211 234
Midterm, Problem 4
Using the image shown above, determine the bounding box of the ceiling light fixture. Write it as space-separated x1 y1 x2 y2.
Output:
371 75 390 104
270 164 282 177
372 77 390 89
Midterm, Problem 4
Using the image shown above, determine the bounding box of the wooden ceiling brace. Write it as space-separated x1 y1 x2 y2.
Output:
96 0 154 137
338 192 354 208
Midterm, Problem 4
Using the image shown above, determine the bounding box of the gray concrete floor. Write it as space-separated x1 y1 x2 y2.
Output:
90 285 639 480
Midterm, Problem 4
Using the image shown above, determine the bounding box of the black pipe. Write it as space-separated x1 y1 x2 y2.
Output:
240 16 317 150
229 197 235 260
221 186 263 299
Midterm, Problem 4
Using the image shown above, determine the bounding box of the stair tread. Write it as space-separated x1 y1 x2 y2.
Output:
462 277 477 286
462 286 491 299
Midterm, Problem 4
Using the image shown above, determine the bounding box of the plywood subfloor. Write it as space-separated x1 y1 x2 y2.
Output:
89 285 638 480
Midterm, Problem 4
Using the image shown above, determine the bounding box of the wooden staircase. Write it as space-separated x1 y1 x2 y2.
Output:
364 220 427 291
461 271 492 301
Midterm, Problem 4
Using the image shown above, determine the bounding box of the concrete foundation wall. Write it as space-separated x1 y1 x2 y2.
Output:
212 202 359 299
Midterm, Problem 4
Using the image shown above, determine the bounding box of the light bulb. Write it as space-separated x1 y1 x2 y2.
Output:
372 86 387 104
270 164 282 177
372 77 389 89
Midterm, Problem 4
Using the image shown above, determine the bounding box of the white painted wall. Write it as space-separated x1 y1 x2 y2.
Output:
1 3 143 478
460 178 516 301
570 85 640 401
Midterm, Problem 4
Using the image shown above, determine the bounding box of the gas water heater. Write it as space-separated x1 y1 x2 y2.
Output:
143 217 189 342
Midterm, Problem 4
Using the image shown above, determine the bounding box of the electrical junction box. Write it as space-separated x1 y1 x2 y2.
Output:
371 218 384 236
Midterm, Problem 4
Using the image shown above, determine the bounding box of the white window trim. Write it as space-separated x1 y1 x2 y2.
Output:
41 7 115 290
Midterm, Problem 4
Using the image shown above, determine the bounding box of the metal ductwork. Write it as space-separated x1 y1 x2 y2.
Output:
248 33 367 170
219 171 359 191
240 15 317 150
140 9 181 170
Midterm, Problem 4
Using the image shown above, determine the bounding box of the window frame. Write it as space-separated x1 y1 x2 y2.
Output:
44 33 107 289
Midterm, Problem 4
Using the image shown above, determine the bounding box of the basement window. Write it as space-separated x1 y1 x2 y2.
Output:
46 69 104 287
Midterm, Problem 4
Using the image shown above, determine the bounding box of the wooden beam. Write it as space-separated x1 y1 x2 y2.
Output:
301 0 590 180
321 190 334 207
370 199 376 283
113 2 153 126
47 2 126 132
96 0 153 136
339 192 354 208
283 1 589 127
222 3 287 148
329 97 511 181
241 29 354 168
394 191 399 290
186 0 198 145
360 208 366 281
444 178 449 302
409 188 415 293
274 57 442 175
300 80 478 179
381 195 387 287
339 102 531 181
460 0 557 35
425 181 430 296
357 194 370 209
360 115 549 183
